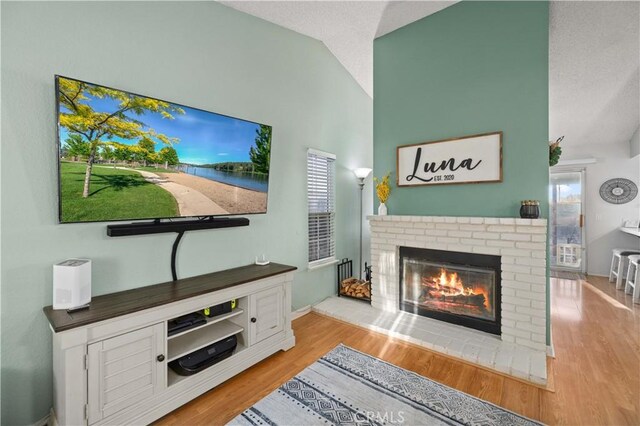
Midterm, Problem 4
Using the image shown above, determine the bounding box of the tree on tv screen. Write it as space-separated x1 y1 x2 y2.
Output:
58 78 184 198
137 137 156 167
249 124 271 174
63 134 91 161
160 146 179 166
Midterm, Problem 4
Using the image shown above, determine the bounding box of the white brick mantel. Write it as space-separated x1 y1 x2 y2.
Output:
368 215 548 353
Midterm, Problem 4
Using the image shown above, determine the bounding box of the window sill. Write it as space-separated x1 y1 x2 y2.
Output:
308 258 338 271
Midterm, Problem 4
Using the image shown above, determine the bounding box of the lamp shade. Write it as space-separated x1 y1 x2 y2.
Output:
353 168 372 179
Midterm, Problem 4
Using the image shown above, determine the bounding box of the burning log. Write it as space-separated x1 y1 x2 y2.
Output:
420 276 487 308
340 278 371 299
422 277 459 294
442 293 485 307
420 288 486 307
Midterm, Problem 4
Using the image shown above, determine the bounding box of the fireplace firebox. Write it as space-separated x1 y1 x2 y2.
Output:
399 247 501 335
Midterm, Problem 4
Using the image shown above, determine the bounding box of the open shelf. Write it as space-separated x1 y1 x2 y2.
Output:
167 344 247 387
167 320 244 362
168 308 244 340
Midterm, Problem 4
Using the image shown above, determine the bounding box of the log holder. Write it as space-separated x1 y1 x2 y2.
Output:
337 258 372 304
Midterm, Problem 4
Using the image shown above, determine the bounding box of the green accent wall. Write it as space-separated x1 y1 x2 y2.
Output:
374 1 549 218
0 2 372 424
373 1 550 343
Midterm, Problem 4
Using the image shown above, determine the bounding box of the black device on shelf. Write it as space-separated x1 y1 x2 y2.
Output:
167 312 207 337
203 300 233 318
169 335 238 376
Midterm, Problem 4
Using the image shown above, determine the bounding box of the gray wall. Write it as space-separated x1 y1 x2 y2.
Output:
562 143 640 276
0 2 372 424
583 143 640 275
630 126 640 158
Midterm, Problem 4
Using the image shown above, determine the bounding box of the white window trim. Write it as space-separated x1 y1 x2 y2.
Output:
307 148 336 160
308 257 338 271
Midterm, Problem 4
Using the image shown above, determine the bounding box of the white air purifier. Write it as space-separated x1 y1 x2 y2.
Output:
53 259 91 310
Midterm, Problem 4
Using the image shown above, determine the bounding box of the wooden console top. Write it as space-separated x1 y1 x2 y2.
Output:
43 263 297 332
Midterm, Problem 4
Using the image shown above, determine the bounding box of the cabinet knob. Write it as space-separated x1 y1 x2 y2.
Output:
251 317 257 323
157 354 165 362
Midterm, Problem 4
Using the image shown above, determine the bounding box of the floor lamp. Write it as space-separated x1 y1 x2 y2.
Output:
353 168 372 280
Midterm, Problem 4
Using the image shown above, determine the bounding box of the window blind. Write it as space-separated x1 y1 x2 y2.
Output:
307 150 336 264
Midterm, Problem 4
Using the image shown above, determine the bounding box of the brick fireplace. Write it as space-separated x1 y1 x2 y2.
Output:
370 215 547 352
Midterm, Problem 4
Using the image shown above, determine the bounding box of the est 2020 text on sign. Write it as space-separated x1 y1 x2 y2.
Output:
396 132 503 187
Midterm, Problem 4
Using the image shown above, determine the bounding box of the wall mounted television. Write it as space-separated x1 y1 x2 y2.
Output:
56 75 272 224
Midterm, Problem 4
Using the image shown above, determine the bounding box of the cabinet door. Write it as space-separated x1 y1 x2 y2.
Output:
250 286 284 344
87 323 165 424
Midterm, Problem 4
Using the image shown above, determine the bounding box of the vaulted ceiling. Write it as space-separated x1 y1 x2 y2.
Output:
219 1 457 97
220 1 639 153
549 1 639 150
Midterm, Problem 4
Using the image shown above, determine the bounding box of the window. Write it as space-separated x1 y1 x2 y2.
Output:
307 149 336 267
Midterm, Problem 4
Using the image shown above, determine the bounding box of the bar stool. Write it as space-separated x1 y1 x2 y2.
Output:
625 255 640 304
609 248 640 290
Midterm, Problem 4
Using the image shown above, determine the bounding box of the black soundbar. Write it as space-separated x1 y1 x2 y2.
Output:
106 217 250 237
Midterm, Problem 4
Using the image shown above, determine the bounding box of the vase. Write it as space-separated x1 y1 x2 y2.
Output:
378 202 387 216
519 200 540 219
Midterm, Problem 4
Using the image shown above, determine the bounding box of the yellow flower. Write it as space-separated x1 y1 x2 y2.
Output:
373 172 391 204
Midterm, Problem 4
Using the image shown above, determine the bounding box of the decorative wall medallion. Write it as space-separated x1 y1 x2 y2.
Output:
396 132 502 186
599 178 638 204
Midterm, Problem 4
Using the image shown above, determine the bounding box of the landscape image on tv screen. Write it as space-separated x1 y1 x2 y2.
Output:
56 76 271 223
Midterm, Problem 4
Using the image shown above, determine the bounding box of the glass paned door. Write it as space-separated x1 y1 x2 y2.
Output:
549 171 585 271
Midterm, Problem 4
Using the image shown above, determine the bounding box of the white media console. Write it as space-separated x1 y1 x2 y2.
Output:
43 263 296 425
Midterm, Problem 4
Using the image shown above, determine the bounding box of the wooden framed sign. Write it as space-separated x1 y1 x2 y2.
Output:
397 131 503 187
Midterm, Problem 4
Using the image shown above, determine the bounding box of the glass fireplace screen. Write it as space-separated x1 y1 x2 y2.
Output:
401 258 497 322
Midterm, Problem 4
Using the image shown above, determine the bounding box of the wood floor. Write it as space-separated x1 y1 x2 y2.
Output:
156 275 639 425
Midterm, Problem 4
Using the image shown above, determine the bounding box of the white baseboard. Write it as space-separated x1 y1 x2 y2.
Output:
547 344 555 358
547 326 555 358
31 409 52 426
291 305 311 320
49 408 58 426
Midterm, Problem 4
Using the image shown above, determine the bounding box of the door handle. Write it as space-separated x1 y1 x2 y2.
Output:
580 214 584 228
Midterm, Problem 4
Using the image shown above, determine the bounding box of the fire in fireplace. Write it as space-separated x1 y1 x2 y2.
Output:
399 247 501 335
416 267 495 319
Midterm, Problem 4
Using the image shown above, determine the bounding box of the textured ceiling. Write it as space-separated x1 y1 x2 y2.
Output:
220 1 639 150
549 1 640 150
219 1 456 97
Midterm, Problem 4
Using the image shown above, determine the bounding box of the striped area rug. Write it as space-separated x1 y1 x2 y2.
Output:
229 344 542 426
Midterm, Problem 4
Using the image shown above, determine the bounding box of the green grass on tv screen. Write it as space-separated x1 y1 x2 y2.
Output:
60 162 178 222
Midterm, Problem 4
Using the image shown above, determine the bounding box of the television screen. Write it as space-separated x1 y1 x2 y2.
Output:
56 75 271 223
